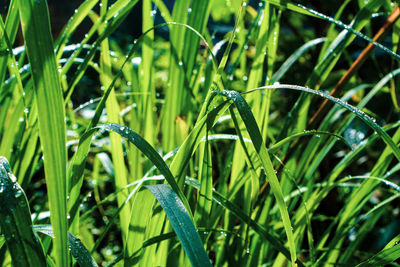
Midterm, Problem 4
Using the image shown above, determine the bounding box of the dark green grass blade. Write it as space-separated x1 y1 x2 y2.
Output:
215 90 297 266
33 225 98 267
355 241 400 266
248 84 400 162
17 0 68 265
0 157 46 267
146 184 212 267
79 123 191 217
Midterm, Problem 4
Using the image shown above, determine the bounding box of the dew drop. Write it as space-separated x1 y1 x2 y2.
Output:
187 7 192 13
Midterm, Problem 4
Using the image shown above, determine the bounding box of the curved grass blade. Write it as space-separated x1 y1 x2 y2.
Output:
215 90 297 266
0 157 46 267
79 123 192 218
356 244 400 267
271 37 326 83
33 225 98 267
247 84 400 162
17 0 68 265
268 130 352 153
146 184 212 267
297 3 400 61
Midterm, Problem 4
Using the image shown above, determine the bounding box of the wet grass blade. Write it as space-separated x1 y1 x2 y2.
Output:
0 157 46 266
17 0 68 265
80 123 192 217
249 84 400 162
146 184 212 267
33 225 98 267
355 243 400 266
216 90 298 266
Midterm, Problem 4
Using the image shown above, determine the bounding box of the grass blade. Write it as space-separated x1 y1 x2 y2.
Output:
146 184 212 267
0 157 46 266
17 0 68 265
216 90 298 266
33 224 98 267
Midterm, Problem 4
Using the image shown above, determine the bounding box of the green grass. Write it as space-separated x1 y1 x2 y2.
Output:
1 0 400 266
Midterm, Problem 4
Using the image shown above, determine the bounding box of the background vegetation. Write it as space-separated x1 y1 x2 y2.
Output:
0 0 400 266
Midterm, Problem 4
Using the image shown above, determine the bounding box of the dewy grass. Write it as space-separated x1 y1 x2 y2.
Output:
1 0 400 266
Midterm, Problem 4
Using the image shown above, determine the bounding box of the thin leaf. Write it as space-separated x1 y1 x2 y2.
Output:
146 184 212 267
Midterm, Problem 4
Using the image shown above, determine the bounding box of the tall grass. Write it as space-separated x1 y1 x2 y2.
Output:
0 0 400 266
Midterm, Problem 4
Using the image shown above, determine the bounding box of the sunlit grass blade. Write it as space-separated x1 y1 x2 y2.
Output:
124 189 155 265
185 178 305 267
0 157 46 266
17 0 68 265
146 184 212 267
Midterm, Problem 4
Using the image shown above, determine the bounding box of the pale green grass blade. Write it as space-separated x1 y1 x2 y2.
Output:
160 0 190 151
194 139 213 229
140 0 155 145
272 37 326 83
16 0 68 265
146 184 212 267
185 178 305 267
124 189 155 265
99 2 130 242
0 157 46 266
216 90 297 266
268 130 351 153
265 0 319 17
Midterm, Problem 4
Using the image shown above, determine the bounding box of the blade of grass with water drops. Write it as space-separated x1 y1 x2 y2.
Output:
33 224 98 267
99 0 130 242
249 84 400 162
146 184 212 267
17 0 68 265
216 90 298 267
0 157 46 266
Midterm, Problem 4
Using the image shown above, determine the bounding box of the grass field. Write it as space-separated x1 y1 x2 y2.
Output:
1 0 400 266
